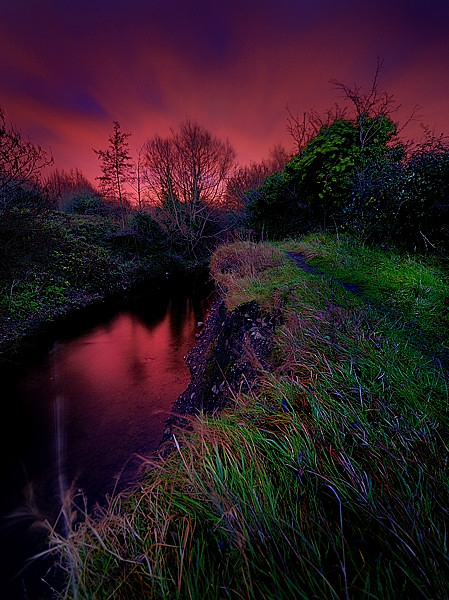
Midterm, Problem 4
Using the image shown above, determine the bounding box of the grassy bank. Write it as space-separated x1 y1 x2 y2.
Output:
0 211 178 354
53 233 449 599
282 233 449 352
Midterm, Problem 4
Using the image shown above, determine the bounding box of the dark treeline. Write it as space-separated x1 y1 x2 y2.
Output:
0 108 284 348
1 65 448 347
249 65 449 252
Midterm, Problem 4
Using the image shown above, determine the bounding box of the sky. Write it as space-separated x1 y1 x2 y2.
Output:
1 0 449 184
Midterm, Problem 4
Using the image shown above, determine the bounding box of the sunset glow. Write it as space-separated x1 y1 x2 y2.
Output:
1 1 449 183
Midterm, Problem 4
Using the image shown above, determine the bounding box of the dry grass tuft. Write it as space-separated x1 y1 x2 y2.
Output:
210 241 284 290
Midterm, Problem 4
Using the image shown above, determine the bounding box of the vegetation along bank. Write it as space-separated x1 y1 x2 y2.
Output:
2 70 449 597
53 234 449 599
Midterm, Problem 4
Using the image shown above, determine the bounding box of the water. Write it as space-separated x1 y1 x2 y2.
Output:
0 272 213 599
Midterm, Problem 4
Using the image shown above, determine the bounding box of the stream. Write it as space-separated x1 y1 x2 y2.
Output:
0 271 213 599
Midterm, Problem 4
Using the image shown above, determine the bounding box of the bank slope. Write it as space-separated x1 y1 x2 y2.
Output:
55 234 449 600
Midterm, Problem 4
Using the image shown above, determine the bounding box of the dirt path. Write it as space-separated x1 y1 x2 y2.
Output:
286 251 449 373
287 251 363 294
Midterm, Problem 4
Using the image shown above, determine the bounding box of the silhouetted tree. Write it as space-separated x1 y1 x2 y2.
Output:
287 103 348 155
144 120 236 257
0 107 53 210
331 59 402 149
93 122 134 222
225 145 289 233
0 109 57 284
44 168 105 212
287 59 410 158
226 162 272 212
249 61 416 239
130 145 147 211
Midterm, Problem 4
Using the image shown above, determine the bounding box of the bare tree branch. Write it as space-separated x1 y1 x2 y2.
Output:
143 120 236 257
0 107 53 205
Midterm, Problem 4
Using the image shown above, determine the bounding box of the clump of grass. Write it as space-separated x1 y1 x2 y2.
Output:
210 241 285 283
210 240 289 311
54 235 449 600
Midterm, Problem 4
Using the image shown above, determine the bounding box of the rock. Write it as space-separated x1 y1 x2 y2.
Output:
160 297 276 450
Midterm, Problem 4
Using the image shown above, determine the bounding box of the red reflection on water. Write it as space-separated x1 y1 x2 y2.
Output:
49 295 203 499
0 280 211 599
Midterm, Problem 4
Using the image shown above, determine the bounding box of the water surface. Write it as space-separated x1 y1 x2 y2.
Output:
0 273 212 598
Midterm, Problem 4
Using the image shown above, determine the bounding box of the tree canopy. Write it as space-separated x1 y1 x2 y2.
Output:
143 120 236 257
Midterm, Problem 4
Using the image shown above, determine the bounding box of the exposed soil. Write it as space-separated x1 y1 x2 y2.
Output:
287 251 363 294
159 297 276 452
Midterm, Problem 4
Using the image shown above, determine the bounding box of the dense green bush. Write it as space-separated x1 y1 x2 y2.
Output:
0 190 57 281
249 118 400 239
248 114 449 251
344 155 405 241
0 190 177 331
248 172 306 238
285 119 360 221
398 149 449 250
128 211 168 246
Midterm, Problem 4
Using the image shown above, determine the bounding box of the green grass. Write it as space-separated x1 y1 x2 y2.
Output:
53 234 449 600
210 240 289 311
281 233 449 346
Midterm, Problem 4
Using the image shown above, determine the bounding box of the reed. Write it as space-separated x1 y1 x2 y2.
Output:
54 234 449 599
